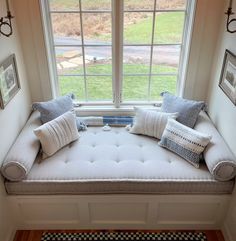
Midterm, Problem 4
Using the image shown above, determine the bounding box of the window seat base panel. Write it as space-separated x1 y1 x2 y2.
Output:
9 194 230 230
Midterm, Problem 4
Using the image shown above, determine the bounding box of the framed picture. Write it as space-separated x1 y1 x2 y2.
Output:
0 54 20 109
219 49 236 105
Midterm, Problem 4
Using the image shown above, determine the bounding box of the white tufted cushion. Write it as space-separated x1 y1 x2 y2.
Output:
5 125 235 195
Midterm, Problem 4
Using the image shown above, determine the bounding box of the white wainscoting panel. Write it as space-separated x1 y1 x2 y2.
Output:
8 194 230 230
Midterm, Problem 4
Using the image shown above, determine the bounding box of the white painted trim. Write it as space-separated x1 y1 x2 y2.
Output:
4 226 16 241
178 0 197 97
39 0 59 98
8 194 230 230
222 222 234 241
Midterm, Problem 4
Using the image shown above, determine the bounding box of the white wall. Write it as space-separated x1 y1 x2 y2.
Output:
12 0 53 102
184 0 224 100
206 0 236 240
0 0 32 240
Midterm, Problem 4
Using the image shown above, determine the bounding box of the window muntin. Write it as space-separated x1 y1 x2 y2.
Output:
46 0 192 105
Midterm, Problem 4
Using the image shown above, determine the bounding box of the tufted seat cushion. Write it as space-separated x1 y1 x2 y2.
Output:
5 126 234 195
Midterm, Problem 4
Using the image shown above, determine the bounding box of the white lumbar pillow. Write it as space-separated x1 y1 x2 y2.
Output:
34 111 79 158
130 108 178 139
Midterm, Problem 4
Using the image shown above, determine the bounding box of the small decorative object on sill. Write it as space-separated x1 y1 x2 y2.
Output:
0 54 20 109
0 0 14 37
225 0 236 33
219 49 236 105
102 123 111 131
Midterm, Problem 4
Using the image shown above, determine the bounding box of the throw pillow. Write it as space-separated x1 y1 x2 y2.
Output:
158 118 212 168
161 92 205 128
130 108 178 139
34 111 79 158
32 94 74 123
32 94 86 131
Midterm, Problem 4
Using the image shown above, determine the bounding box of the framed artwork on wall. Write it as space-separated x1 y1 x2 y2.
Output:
0 54 20 109
219 49 236 105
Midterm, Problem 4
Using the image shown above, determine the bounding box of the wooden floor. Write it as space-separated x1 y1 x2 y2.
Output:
13 230 225 241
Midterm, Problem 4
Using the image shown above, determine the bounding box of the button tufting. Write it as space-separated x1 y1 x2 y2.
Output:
64 159 69 164
139 144 143 147
90 160 94 163
116 144 120 147
92 144 96 147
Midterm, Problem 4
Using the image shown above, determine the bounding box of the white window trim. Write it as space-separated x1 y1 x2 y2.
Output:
40 0 196 109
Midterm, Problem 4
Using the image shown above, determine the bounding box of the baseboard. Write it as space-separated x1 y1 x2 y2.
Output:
4 226 16 241
222 222 234 241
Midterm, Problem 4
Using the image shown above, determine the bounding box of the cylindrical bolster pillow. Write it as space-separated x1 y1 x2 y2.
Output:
195 111 236 181
1 111 41 181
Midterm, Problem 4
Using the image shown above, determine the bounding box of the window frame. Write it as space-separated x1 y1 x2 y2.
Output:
40 0 196 108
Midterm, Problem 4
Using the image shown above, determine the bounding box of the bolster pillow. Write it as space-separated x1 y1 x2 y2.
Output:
194 111 236 181
1 111 41 181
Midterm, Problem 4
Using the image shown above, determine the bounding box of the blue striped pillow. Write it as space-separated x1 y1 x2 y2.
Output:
159 119 211 168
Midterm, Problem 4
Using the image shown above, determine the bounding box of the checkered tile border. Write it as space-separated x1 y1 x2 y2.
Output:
41 231 207 241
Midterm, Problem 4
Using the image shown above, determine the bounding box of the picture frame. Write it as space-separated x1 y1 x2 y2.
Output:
219 49 236 105
0 54 20 109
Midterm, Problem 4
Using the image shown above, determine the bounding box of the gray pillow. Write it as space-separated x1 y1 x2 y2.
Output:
32 94 74 123
32 94 87 131
161 92 205 128
159 118 212 168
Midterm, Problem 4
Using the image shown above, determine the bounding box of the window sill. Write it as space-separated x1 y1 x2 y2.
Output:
74 103 162 116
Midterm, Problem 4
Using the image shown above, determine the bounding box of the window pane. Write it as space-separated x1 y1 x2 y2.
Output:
150 75 177 100
123 76 149 101
152 46 180 74
156 0 186 10
87 76 112 101
51 13 81 45
154 12 185 44
124 0 154 10
81 0 111 10
55 47 83 75
124 12 153 44
49 0 80 11
123 46 151 74
83 13 111 44
84 47 112 74
59 76 85 100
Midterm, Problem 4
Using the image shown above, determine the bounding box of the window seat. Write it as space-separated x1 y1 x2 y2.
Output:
3 112 235 195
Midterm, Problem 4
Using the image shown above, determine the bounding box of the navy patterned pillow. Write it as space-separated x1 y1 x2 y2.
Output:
159 119 211 168
161 92 205 128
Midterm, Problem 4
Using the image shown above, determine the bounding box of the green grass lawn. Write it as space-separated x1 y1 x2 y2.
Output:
124 12 184 44
58 64 177 101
